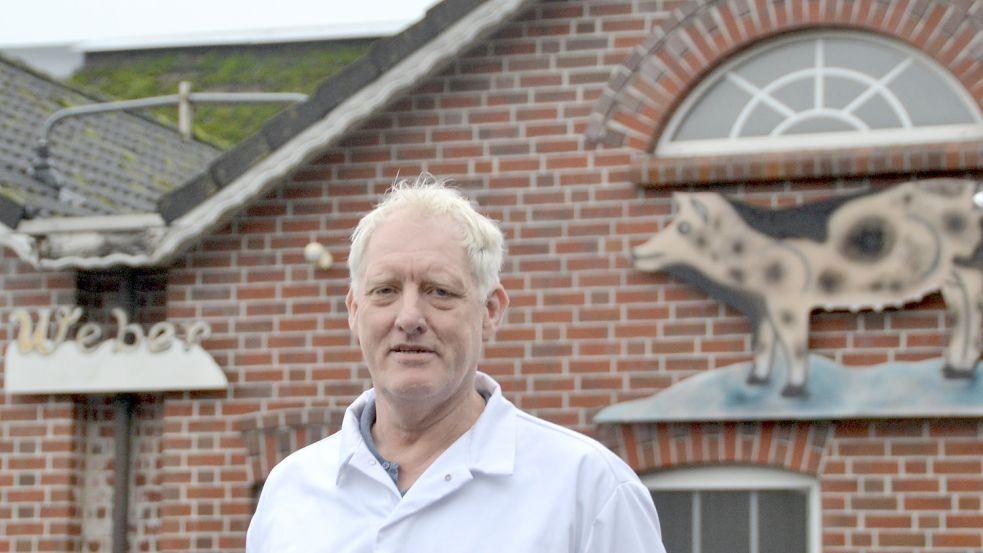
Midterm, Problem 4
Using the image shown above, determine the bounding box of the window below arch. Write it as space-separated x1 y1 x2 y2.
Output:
657 31 983 158
644 466 821 553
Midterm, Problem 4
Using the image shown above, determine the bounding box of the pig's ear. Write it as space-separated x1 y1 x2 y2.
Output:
671 192 688 211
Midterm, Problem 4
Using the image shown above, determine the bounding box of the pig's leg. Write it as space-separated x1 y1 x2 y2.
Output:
748 319 776 385
941 266 983 377
769 305 811 397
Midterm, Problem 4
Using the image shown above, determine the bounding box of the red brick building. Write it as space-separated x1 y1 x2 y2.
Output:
3 0 983 551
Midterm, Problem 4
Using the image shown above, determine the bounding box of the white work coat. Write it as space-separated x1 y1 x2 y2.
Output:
247 373 665 553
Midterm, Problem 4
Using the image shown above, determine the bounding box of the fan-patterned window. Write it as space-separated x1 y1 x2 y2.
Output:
658 32 983 156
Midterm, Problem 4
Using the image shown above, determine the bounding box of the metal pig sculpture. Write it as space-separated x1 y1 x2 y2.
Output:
633 179 983 397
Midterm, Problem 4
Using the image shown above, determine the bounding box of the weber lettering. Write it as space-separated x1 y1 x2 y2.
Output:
9 307 211 356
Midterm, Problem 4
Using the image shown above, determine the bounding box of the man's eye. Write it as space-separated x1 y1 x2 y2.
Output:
371 287 396 296
430 287 455 298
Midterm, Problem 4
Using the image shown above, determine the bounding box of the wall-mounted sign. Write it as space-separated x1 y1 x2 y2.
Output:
4 307 228 395
633 178 983 397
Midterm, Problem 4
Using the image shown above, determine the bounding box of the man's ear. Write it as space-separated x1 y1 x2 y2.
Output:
346 288 358 332
482 285 509 340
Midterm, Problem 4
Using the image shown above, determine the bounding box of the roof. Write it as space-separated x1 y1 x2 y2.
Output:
156 0 508 222
0 56 220 221
79 21 408 52
0 0 533 270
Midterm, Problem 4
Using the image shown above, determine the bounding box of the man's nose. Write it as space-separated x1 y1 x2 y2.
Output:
394 292 427 335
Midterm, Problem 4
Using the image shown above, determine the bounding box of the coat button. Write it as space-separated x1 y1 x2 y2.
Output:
444 474 452 481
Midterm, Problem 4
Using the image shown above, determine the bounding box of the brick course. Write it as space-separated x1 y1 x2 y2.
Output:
4 0 983 551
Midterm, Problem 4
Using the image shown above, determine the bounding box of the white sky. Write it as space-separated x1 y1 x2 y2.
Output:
0 0 443 47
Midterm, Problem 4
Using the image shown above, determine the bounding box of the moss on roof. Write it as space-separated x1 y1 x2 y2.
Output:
68 41 372 150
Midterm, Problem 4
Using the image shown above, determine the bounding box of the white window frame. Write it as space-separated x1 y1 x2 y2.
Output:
644 465 821 553
657 31 983 157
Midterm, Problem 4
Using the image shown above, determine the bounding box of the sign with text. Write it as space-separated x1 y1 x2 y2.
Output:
4 307 228 394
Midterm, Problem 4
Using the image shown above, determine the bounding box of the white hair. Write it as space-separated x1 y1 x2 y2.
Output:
348 174 505 298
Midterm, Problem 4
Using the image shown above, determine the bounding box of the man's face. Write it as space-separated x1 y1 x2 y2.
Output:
346 209 508 406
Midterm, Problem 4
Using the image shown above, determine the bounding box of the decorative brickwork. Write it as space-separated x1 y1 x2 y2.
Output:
586 0 983 184
603 421 830 475
633 141 983 186
5 1 983 552
603 419 983 550
237 407 346 483
78 396 163 553
153 0 983 547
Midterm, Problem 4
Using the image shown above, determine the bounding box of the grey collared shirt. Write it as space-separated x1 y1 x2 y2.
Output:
358 399 401 487
358 391 492 493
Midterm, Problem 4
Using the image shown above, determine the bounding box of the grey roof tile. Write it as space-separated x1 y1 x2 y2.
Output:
0 55 220 222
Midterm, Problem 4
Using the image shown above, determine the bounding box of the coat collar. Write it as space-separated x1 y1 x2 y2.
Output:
336 371 516 485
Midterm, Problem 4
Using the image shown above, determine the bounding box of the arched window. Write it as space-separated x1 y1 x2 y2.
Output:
645 465 821 553
658 31 983 157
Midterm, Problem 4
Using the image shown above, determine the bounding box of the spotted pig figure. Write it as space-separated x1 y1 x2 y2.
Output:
634 179 983 397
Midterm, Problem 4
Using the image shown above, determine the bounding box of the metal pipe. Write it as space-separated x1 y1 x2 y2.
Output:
112 393 134 553
178 81 193 140
32 89 309 187
111 269 140 553
39 91 308 141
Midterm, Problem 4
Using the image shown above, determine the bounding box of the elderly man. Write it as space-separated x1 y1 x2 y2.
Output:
247 176 666 553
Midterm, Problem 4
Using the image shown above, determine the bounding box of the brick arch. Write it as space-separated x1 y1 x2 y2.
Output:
586 0 983 153
601 421 832 475
237 407 346 483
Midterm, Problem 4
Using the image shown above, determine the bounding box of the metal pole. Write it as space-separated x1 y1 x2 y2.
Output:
112 270 139 553
178 81 193 141
112 393 134 553
31 89 308 184
38 90 308 143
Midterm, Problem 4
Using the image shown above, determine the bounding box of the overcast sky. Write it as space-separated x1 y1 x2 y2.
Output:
0 0 442 47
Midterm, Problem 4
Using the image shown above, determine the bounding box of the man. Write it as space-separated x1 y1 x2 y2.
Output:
247 175 666 553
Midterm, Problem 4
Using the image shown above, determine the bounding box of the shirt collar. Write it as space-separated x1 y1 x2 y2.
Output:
337 387 375 482
336 372 516 483
466 372 516 476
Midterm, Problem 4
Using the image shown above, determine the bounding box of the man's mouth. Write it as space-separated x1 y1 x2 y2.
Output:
391 345 435 354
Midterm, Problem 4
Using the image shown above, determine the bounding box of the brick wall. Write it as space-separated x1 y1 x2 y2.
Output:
0 249 80 551
158 0 983 551
603 419 983 550
589 0 983 184
5 0 983 552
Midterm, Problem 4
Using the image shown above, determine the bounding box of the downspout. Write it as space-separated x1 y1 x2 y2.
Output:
112 394 134 553
112 270 138 553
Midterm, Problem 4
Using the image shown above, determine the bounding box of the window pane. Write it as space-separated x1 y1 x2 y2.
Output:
739 41 813 88
890 63 976 126
758 490 807 553
652 491 692 553
852 95 901 130
824 76 865 110
701 491 750 553
740 104 782 137
772 78 813 113
825 37 903 77
674 79 748 141
783 117 857 134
